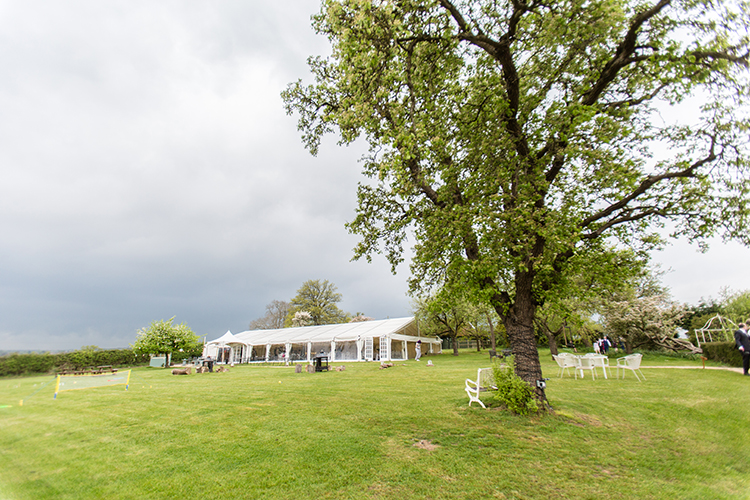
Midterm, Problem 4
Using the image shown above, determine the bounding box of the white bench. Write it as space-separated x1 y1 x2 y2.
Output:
465 367 496 408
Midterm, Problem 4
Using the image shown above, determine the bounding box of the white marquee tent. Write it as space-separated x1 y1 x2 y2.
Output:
208 330 244 363
202 317 441 364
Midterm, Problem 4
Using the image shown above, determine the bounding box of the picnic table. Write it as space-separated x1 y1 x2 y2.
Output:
58 366 118 376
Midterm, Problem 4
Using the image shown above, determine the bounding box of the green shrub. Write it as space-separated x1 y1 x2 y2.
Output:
0 349 149 377
492 357 539 416
0 353 56 376
701 342 743 367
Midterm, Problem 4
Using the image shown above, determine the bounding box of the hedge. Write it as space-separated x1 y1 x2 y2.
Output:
701 342 743 367
0 349 150 377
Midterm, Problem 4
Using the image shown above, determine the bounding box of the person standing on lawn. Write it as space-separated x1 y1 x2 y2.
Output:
734 323 750 376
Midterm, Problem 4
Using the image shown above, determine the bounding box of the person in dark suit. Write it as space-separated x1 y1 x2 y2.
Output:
734 323 750 376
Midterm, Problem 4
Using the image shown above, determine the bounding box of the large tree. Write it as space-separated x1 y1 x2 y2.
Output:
286 279 350 325
283 0 749 404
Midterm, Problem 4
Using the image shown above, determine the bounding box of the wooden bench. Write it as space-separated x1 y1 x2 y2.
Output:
58 370 83 376
74 366 119 375
465 367 497 408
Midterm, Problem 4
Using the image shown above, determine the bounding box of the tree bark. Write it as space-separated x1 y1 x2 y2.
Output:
498 277 548 405
487 314 497 351
546 328 559 356
452 337 459 356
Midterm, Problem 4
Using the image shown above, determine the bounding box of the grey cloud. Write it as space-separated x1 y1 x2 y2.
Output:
0 0 409 351
2 1 743 352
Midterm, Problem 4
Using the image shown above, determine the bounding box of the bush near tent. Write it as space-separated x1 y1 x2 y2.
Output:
701 342 743 367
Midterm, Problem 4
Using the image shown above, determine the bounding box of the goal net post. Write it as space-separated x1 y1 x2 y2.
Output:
54 370 131 399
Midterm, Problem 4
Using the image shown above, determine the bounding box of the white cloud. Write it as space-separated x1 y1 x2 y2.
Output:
653 238 750 305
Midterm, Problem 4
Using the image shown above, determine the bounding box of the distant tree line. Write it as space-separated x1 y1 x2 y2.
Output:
0 346 150 377
680 288 750 345
248 278 750 360
414 253 750 357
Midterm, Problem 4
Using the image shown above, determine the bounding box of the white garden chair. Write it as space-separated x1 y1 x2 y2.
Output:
553 354 577 378
616 353 646 382
465 367 496 408
575 356 598 379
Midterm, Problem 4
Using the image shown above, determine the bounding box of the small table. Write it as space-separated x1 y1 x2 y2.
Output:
196 357 215 372
314 355 329 372
575 355 610 379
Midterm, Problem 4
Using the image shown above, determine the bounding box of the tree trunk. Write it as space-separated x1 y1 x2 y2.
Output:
497 276 548 406
487 314 497 351
452 337 459 356
546 328 559 356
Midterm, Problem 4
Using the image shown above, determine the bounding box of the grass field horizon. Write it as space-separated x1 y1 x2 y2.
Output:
2 349 748 499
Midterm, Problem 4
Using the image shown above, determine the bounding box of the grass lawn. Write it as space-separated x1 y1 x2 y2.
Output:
1 349 748 499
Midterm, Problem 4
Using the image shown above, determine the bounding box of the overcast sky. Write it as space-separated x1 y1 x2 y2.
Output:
1 1 748 351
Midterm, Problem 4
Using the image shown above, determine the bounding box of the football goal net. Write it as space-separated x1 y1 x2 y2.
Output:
54 370 131 399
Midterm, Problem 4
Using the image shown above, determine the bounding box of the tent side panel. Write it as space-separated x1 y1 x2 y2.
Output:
334 341 359 361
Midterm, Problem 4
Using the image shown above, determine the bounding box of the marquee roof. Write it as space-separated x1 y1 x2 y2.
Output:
206 317 439 346
209 330 243 345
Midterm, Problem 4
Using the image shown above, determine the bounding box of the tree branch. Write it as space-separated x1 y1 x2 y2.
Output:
582 0 672 106
692 49 750 68
439 0 531 158
580 137 718 235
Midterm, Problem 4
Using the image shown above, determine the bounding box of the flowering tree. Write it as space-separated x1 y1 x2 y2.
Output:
602 294 696 354
349 315 375 322
132 317 202 367
292 311 314 327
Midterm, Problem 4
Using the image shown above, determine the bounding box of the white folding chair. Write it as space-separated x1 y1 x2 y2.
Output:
553 355 576 378
616 354 645 382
